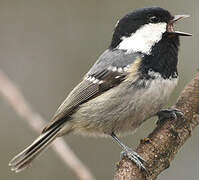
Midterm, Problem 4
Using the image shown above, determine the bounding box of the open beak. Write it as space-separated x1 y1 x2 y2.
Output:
167 15 192 36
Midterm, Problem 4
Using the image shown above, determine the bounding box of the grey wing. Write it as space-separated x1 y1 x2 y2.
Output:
42 50 141 133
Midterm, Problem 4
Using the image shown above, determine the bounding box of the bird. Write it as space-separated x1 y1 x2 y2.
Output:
9 7 192 172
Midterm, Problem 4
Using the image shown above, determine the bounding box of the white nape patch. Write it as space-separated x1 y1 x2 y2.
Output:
117 23 167 55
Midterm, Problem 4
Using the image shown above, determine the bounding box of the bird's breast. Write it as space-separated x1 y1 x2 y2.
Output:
69 73 178 136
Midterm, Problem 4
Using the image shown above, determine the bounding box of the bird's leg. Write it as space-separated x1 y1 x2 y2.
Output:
111 132 147 171
156 108 184 125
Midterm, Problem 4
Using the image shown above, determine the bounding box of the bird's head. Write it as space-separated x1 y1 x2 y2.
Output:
110 7 192 55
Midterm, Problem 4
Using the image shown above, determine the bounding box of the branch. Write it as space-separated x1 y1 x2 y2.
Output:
114 70 199 180
0 70 96 180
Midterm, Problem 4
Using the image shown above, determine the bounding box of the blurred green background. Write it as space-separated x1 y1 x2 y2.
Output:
1 0 198 179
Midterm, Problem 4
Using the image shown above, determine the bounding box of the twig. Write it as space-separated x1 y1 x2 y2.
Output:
0 70 96 180
114 70 199 180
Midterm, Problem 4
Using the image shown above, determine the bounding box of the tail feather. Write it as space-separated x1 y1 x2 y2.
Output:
9 122 65 172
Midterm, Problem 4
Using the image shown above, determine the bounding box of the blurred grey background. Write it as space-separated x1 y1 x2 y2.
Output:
0 0 198 179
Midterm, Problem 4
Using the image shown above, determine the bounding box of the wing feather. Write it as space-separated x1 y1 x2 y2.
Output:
42 50 141 133
42 69 125 133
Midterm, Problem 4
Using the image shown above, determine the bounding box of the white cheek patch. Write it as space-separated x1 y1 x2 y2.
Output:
117 23 167 55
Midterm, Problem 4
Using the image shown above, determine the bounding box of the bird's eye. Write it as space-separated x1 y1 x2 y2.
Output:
149 16 160 23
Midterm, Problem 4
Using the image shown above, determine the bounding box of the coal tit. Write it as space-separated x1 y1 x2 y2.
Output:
9 7 192 172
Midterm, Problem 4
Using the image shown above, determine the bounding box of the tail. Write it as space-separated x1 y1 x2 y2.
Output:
9 121 65 172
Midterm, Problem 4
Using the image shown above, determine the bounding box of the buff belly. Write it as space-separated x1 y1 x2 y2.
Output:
58 75 178 137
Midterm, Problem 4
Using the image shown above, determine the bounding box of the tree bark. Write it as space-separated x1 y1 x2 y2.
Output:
114 70 199 180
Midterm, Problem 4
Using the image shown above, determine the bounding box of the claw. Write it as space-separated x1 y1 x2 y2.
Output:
156 108 184 125
111 132 148 172
121 147 147 171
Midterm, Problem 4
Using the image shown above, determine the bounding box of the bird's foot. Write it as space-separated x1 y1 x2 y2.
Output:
156 108 184 125
121 146 147 171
